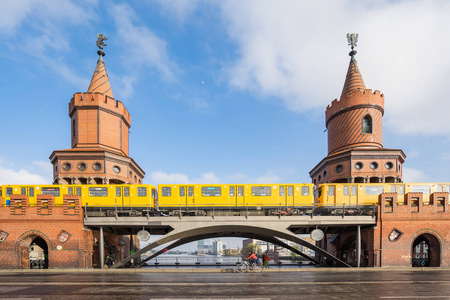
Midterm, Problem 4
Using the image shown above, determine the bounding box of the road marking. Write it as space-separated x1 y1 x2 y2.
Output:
1 281 450 286
380 297 450 299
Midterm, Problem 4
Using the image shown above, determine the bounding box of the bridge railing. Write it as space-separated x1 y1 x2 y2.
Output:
83 204 377 219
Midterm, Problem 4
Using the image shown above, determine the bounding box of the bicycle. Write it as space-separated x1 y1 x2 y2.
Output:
236 260 263 273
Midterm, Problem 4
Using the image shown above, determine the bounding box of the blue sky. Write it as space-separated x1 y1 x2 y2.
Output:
1 0 450 186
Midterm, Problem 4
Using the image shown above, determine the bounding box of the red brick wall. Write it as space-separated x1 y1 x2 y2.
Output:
0 195 93 269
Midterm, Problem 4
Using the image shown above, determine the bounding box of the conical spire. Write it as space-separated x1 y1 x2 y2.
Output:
87 54 114 98
341 33 365 98
87 34 114 98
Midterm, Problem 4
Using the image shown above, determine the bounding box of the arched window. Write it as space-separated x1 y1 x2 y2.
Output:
362 115 372 133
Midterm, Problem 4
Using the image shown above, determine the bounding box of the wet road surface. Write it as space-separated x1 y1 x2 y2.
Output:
1 270 450 299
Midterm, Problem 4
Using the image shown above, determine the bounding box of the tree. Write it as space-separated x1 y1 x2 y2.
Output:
243 243 254 256
291 245 300 260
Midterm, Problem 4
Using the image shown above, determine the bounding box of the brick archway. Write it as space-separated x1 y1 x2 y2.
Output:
411 232 441 267
14 230 53 269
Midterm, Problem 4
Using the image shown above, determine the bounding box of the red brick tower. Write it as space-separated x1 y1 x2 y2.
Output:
50 37 145 184
310 34 406 184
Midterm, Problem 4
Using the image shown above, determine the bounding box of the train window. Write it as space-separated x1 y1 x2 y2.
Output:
317 187 322 198
152 189 156 199
138 187 147 197
438 186 443 193
301 186 309 196
238 187 243 197
116 188 121 197
202 187 221 197
288 186 293 196
328 186 335 196
29 188 34 197
230 187 235 197
6 188 12 197
21 188 26 195
364 186 383 195
180 187 185 197
391 186 396 193
252 186 271 196
76 187 81 196
68 187 73 195
0 190 2 197
344 186 348 196
279 186 284 196
188 187 193 197
351 186 356 196
412 185 431 194
161 187 171 197
89 187 108 197
446 186 450 193
124 187 130 197
42 187 60 197
399 186 404 195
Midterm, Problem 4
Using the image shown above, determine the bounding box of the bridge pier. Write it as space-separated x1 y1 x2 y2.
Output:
99 226 104 269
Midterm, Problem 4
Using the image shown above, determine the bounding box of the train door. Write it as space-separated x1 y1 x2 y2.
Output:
279 185 294 207
115 186 131 207
343 185 357 206
179 185 195 207
325 185 337 206
229 185 245 206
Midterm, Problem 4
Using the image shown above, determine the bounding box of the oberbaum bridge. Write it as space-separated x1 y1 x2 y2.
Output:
1 34 449 270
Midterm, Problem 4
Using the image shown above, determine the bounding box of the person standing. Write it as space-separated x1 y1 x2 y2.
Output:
263 251 271 268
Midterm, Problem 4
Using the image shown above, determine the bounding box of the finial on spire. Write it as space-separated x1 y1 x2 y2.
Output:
346 33 358 57
96 34 108 57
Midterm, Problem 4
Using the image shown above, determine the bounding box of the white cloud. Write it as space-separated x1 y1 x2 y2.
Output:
110 4 177 82
0 165 47 185
216 0 450 136
402 167 428 183
255 171 281 184
154 0 201 23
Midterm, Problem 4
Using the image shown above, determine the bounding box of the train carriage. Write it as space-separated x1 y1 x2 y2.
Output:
157 183 314 216
315 182 450 213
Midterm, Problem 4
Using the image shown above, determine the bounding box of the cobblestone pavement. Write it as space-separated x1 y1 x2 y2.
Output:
0 270 450 299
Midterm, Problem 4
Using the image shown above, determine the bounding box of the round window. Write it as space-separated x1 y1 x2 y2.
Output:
78 163 87 171
335 165 344 173
113 166 121 173
63 163 72 171
93 163 102 171
318 175 322 181
323 171 327 178
385 162 394 170
370 162 378 170
354 162 363 170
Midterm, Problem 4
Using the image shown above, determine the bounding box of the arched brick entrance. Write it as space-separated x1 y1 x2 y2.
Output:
15 231 52 269
412 233 440 267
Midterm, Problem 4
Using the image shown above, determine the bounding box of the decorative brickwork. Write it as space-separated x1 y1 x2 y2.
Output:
0 197 92 269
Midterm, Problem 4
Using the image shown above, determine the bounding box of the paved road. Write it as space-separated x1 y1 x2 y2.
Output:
1 270 450 299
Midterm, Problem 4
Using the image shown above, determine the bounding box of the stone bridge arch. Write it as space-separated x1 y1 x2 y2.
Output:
112 224 350 268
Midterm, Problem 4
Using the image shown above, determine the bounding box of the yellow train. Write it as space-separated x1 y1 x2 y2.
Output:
315 182 450 209
1 182 449 217
158 183 314 216
0 184 158 216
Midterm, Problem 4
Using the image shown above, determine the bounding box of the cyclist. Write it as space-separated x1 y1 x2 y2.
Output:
246 251 258 266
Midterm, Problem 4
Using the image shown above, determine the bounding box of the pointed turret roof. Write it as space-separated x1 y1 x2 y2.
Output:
87 54 114 98
341 51 366 98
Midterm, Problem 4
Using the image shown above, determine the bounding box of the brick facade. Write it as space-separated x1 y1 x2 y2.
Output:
0 195 92 269
49 53 144 185
310 48 405 185
320 192 450 267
